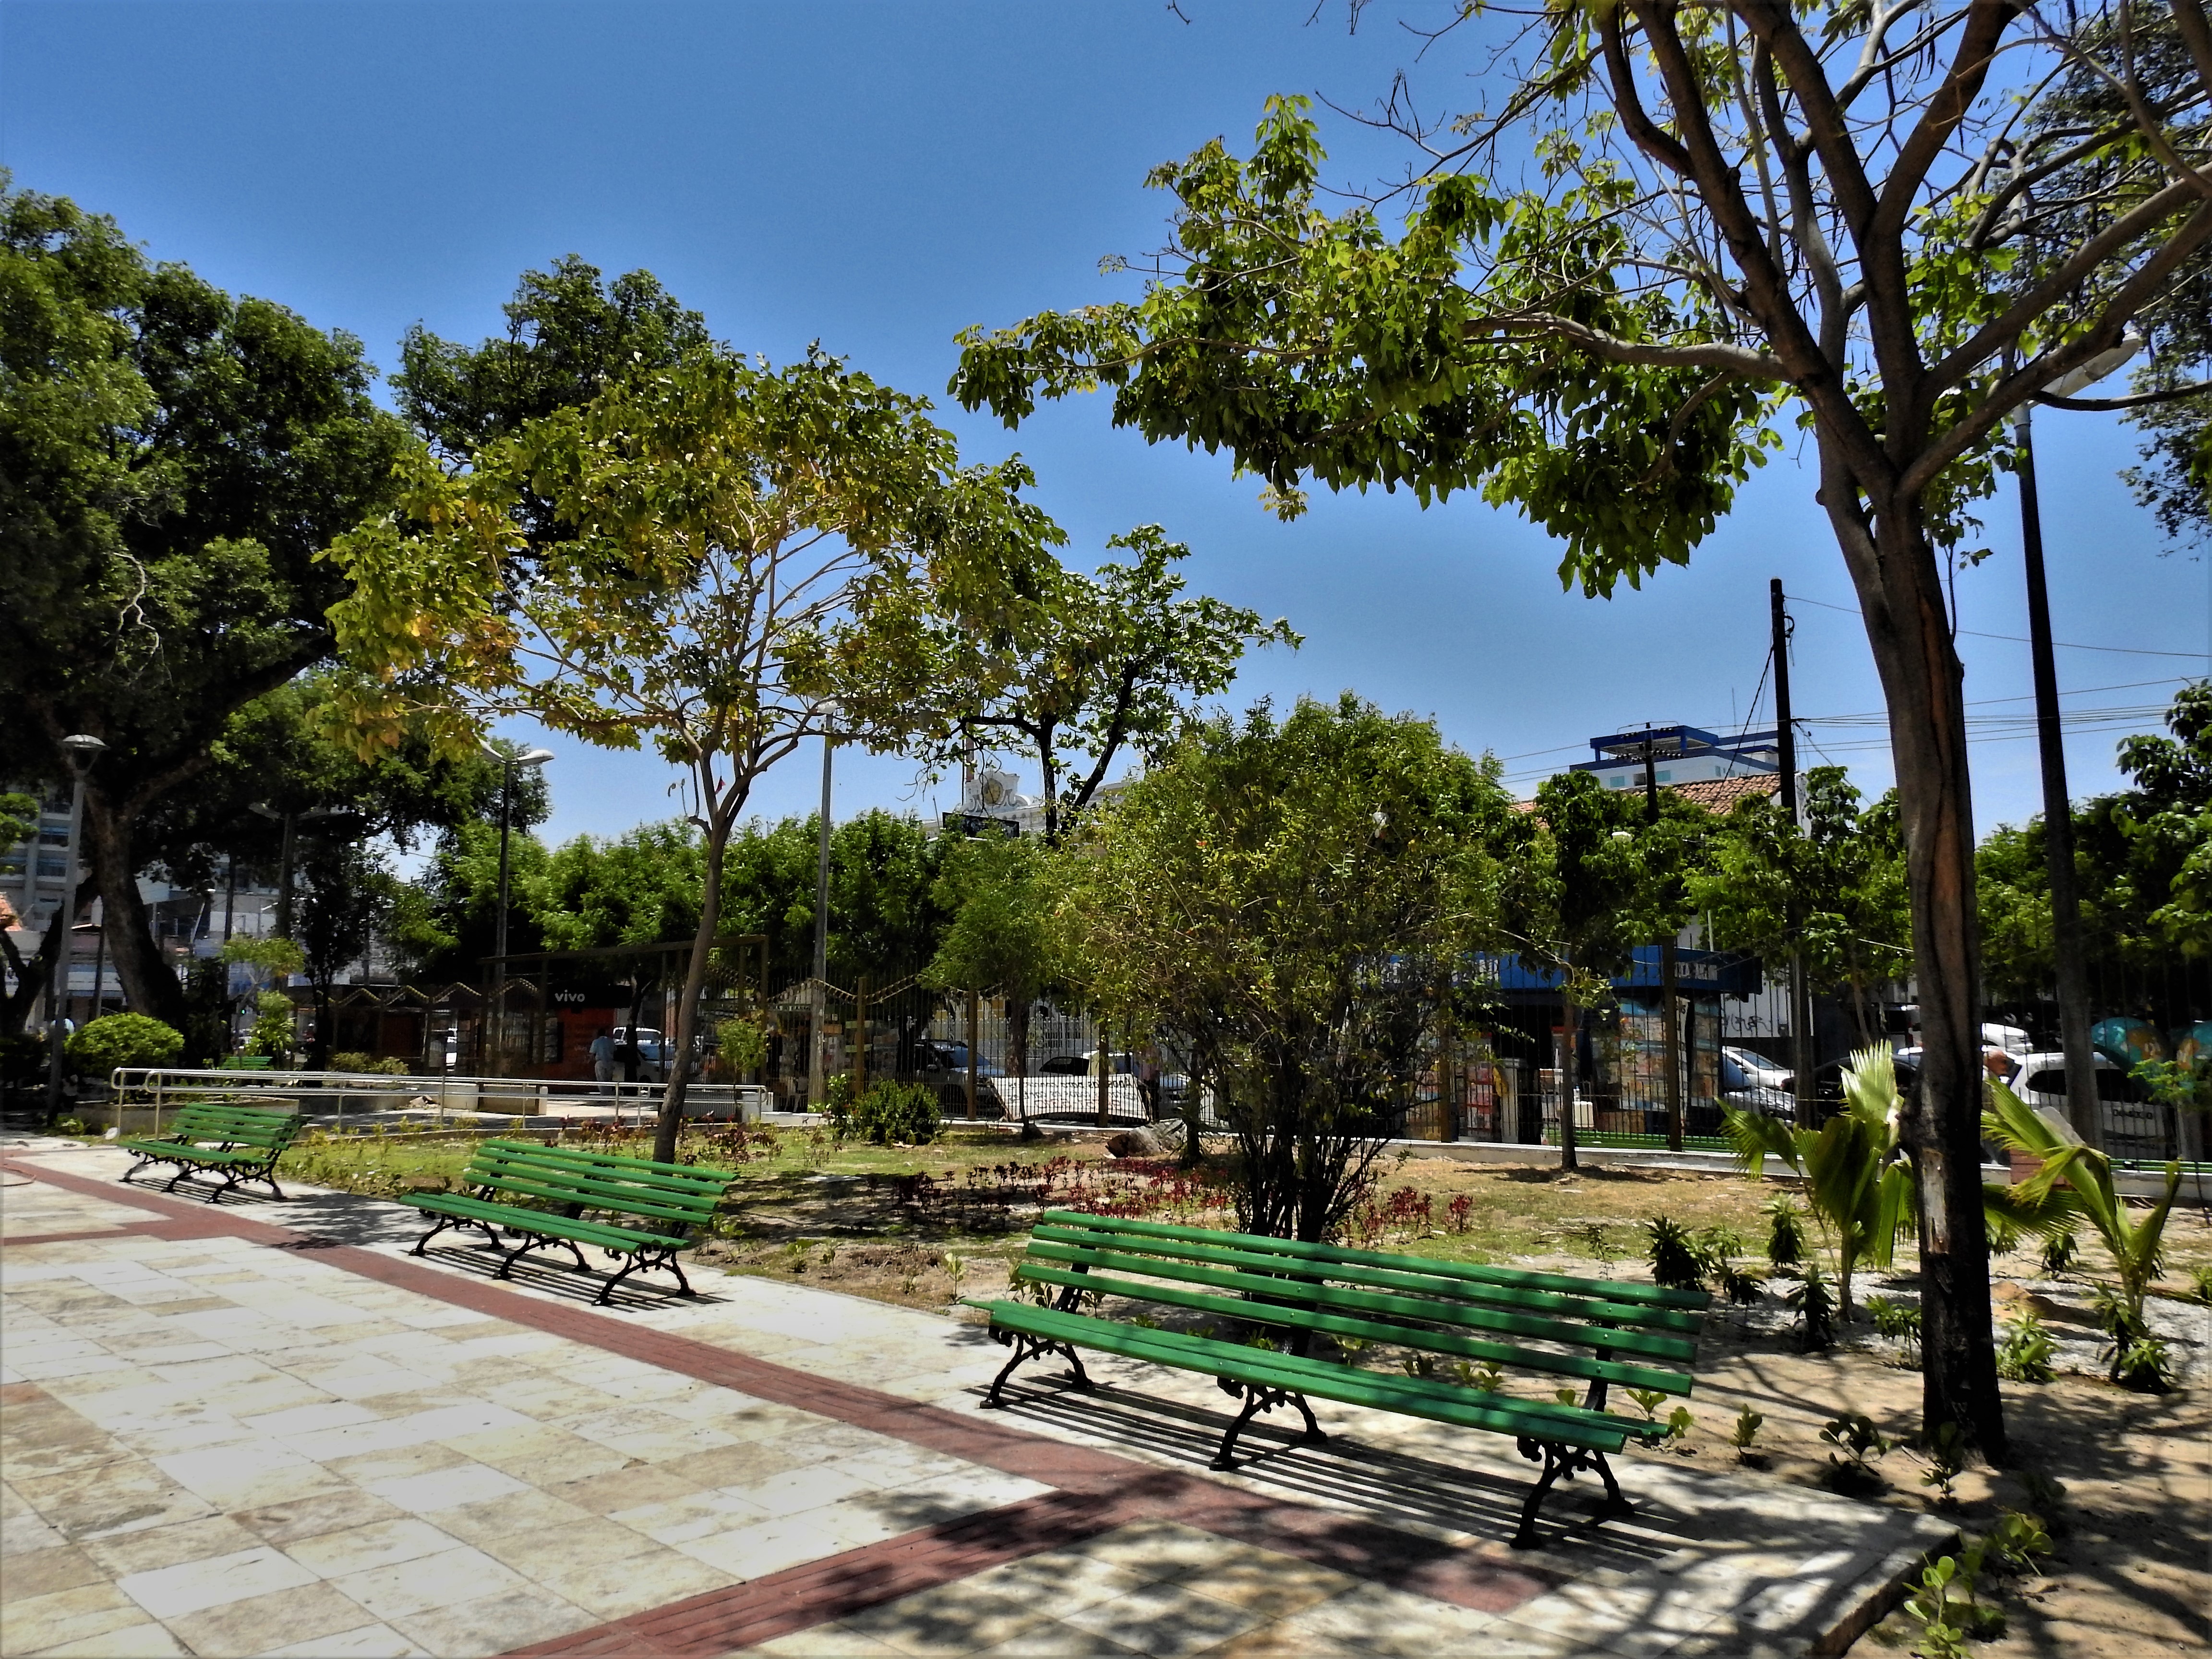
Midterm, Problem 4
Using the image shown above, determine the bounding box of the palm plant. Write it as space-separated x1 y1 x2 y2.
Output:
1983 1082 2182 1386
1724 1046 1916 1322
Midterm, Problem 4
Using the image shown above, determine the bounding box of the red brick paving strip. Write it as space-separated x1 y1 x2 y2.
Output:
3 1157 1561 1652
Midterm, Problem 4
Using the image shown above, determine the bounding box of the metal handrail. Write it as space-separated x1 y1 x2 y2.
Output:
107 1068 768 1137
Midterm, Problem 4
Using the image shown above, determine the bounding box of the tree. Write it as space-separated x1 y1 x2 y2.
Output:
1693 769 1912 1047
854 525 1298 842
329 346 1062 1160
946 10 2212 1451
293 840 399 1067
1502 771 1670 1171
394 255 714 547
0 180 411 1030
921 834 1063 1108
1059 694 1506 1241
1979 682 2212 1010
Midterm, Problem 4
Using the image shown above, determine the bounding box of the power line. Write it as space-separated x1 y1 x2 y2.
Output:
1790 593 2212 661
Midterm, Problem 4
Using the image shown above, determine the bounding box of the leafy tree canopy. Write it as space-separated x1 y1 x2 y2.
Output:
0 177 411 1027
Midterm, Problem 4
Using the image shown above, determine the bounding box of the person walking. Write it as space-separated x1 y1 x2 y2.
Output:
589 1027 616 1085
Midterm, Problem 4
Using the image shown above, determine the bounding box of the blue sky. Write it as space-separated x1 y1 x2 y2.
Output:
8 0 2208 846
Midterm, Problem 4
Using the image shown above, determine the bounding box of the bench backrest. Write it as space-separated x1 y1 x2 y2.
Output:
164 1102 302 1150
1020 1209 1708 1395
462 1139 734 1233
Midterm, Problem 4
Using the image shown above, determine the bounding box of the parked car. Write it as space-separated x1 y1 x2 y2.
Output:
912 1040 1004 1111
610 1025 695 1084
1719 1050 1794 1119
1722 1046 1793 1093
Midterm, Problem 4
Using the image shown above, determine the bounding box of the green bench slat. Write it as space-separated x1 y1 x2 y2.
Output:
1016 1263 1694 1396
1040 1210 1708 1312
979 1300 1635 1454
468 1154 725 1209
117 1142 275 1166
1019 1239 1697 1365
1031 1221 1703 1335
478 1140 732 1191
460 1169 720 1227
410 1193 687 1253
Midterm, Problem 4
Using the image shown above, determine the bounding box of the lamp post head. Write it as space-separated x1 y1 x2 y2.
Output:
2044 330 2146 399
515 748 554 767
58 733 106 772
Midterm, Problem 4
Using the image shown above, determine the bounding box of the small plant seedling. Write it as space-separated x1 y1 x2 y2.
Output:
1663 1406 1695 1445
1731 1404 1764 1460
1399 1351 1434 1377
1819 1412 1893 1489
1920 1421 1968 1504
1461 1360 1504 1393
1985 1509 2055 1577
1645 1215 1704 1291
1336 1335 1371 1363
1789 1264 1838 1351
1555 1385 1578 1406
1625 1387 1669 1424
1763 1194 1807 1272
2038 1228 2078 1278
1995 1310 2056 1382
2188 1264 2212 1305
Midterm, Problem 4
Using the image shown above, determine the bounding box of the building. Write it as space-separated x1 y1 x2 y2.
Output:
1570 724 1781 792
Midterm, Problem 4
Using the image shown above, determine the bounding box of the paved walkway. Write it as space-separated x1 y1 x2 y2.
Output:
1 1142 1948 1658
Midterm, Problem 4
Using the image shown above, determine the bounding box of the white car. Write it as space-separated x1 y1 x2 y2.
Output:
1722 1046 1793 1093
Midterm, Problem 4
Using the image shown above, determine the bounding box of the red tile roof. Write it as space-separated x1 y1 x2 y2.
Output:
1512 772 1783 816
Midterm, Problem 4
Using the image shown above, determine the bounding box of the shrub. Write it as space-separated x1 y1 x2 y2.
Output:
1866 1294 1923 1358
852 1079 941 1146
1646 1215 1706 1291
2038 1228 2078 1278
1763 1194 1807 1271
247 991 297 1060
328 1052 409 1076
1731 1404 1764 1460
66 1014 182 1078
1790 1263 1838 1351
716 1017 768 1078
1995 1311 2056 1383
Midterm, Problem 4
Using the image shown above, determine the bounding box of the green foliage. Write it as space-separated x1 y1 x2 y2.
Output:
1763 1195 1807 1272
1056 694 1510 1243
65 1013 181 1077
1984 1080 2181 1386
1731 1404 1764 1460
0 791 36 853
247 991 297 1061
1644 1214 1759 1299
1728 1047 1915 1319
842 1080 942 1146
716 1018 769 1079
220 936 307 980
1789 1263 1839 1352
1866 1295 1923 1359
1981 685 2212 1001
0 179 411 1029
1920 1421 1969 1504
1995 1311 2056 1383
1625 1387 1669 1423
852 524 1298 845
327 1052 409 1076
1819 1411 1893 1478
2187 1264 2212 1305
1690 771 1911 1044
2039 1228 2079 1278
2090 1286 2175 1392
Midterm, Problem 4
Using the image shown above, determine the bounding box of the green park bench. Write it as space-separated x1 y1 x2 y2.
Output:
404 1139 735 1305
968 1209 1711 1549
118 1102 302 1202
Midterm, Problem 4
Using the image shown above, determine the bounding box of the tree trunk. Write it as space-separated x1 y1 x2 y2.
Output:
655 813 729 1163
1556 977 1579 1174
80 789 188 1030
1 908 68 1037
1854 509 2008 1461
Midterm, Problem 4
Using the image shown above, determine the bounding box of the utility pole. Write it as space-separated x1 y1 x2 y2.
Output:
812 710 837 1107
1772 581 1814 1123
2015 404 2107 1150
1642 735 1684 1151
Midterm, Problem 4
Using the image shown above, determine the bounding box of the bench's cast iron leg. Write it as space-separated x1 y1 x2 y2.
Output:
409 1215 459 1257
1511 1440 1633 1550
595 1253 644 1305
1208 1382 1320 1468
1210 1387 1270 1469
984 1331 1089 1406
1292 1391 1328 1446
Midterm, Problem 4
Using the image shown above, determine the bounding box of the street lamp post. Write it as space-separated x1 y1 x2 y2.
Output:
488 745 554 1078
46 734 106 1122
2013 337 2140 1149
811 706 839 1107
